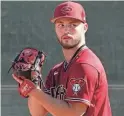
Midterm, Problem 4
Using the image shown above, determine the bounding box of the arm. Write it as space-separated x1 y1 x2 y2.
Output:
12 63 98 116
29 89 88 116
12 73 87 116
27 68 55 116
28 96 48 116
28 71 51 116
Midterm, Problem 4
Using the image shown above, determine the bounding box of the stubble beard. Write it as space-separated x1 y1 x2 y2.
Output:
59 39 81 49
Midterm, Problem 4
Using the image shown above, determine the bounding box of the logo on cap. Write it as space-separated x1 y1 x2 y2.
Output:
61 6 72 15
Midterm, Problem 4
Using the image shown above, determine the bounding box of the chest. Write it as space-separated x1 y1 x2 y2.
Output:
53 66 70 88
50 69 70 100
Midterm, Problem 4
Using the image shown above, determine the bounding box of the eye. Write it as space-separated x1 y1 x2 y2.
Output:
71 23 78 27
57 23 64 28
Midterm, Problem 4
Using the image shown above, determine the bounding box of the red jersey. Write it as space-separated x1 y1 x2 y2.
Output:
45 47 112 116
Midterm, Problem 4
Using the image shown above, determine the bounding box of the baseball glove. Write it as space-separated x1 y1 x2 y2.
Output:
8 47 46 90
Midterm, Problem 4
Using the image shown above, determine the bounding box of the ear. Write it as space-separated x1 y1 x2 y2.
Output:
84 23 88 33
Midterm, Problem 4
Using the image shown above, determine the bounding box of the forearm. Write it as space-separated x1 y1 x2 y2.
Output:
28 96 48 116
29 89 81 116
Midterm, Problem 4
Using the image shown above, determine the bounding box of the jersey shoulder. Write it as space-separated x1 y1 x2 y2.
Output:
51 62 63 71
77 48 104 72
78 48 100 62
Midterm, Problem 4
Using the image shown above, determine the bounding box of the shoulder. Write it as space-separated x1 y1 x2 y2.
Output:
52 62 63 70
77 48 104 72
78 48 100 62
72 62 99 75
45 62 63 80
69 63 99 86
48 62 63 74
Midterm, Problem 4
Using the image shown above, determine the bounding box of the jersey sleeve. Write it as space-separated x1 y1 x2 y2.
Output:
65 63 99 106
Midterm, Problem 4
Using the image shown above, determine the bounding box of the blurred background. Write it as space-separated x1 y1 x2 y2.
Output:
1 1 124 116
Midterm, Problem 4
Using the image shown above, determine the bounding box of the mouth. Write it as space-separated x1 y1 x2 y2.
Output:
62 35 72 40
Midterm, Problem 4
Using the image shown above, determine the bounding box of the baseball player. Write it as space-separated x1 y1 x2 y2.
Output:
12 1 112 116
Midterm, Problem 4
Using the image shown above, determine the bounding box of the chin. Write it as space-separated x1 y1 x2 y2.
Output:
61 44 77 49
59 40 80 49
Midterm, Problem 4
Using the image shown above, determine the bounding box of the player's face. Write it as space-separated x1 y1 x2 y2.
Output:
55 17 87 49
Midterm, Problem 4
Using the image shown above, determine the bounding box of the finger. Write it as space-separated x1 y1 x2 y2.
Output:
31 71 38 78
12 74 23 84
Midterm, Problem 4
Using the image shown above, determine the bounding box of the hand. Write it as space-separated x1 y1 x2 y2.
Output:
9 47 46 93
12 74 36 98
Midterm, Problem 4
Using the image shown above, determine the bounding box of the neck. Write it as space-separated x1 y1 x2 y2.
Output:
62 43 86 63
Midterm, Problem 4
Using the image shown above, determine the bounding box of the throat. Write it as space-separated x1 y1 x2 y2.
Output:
63 44 86 70
63 44 86 62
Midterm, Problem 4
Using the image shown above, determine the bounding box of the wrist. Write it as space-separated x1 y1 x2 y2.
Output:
28 88 43 97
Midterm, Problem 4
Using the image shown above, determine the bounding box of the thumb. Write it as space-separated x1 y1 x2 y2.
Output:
12 74 23 84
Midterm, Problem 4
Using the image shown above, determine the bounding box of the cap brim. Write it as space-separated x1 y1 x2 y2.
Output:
51 16 84 23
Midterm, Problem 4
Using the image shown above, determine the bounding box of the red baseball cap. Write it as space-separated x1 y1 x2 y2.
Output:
51 1 86 23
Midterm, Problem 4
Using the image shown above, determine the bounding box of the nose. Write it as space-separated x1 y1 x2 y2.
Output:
64 25 71 34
